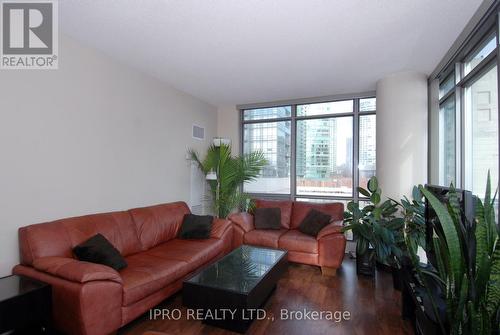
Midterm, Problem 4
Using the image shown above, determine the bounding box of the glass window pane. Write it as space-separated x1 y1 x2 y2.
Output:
297 100 353 116
358 200 372 210
464 34 496 76
464 65 498 200
296 116 353 197
360 98 376 112
243 121 291 194
243 106 291 121
439 73 455 99
439 97 456 186
359 115 376 196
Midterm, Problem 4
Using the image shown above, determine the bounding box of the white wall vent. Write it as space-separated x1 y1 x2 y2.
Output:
192 125 205 140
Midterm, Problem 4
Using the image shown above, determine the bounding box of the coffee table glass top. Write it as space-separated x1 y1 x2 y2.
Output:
184 245 286 294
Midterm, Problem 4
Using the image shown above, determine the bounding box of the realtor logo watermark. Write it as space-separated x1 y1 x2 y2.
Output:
0 0 58 69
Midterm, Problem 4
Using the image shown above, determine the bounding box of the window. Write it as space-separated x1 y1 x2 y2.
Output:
359 98 376 112
439 97 456 186
243 121 291 194
439 73 455 99
464 65 499 197
241 96 376 205
297 100 353 116
296 116 353 197
243 106 291 121
464 34 497 76
359 114 376 193
431 10 499 217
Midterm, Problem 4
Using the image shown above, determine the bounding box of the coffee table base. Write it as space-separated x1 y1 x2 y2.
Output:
183 246 287 333
200 285 277 333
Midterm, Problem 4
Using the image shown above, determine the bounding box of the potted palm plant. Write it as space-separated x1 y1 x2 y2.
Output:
189 143 267 218
343 176 403 276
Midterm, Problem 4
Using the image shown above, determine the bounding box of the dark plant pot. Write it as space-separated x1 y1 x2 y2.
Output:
392 267 402 291
356 249 375 276
376 261 392 273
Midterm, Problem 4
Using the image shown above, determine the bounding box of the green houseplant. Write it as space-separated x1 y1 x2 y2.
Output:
389 185 427 289
397 185 426 255
189 143 267 218
343 176 404 276
409 174 500 334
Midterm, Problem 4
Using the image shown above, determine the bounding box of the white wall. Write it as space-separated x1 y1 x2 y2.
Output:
376 71 428 200
0 35 217 276
217 106 240 154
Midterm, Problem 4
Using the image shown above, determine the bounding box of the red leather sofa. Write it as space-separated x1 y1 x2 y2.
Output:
229 199 346 276
13 202 233 335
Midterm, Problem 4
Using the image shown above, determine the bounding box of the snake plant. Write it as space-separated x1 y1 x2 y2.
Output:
415 173 500 334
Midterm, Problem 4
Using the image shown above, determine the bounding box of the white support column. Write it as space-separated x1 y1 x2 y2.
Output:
376 71 428 200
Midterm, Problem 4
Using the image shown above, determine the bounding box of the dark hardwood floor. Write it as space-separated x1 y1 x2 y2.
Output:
119 257 413 335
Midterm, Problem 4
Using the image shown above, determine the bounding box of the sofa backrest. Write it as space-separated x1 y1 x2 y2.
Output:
290 201 344 229
128 201 191 250
254 199 293 229
19 211 142 266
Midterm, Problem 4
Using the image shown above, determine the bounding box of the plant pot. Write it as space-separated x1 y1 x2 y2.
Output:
356 249 375 276
391 267 402 291
376 261 392 273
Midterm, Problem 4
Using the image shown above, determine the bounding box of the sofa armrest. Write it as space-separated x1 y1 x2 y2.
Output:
32 256 122 284
316 220 344 240
211 218 232 239
228 212 255 233
13 264 122 335
318 234 346 268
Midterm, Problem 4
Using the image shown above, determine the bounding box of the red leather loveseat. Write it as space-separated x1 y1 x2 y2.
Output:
13 202 233 335
229 199 346 276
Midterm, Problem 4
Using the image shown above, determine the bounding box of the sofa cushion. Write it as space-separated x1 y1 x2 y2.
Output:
129 202 191 250
254 199 293 229
145 238 222 273
178 214 213 239
254 208 281 230
278 230 318 253
291 201 344 229
63 211 142 257
120 253 189 306
298 209 331 237
19 210 142 265
73 234 127 270
243 229 287 248
19 222 73 266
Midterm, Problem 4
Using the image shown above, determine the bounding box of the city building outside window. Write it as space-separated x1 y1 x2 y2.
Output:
240 96 376 206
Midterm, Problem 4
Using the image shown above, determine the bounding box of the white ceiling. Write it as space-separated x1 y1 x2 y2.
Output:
60 0 483 106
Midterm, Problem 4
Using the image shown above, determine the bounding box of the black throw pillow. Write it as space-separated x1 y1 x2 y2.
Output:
73 233 127 271
254 207 281 230
179 214 213 239
298 209 331 237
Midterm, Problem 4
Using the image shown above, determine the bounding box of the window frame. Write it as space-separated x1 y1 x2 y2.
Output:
239 93 376 205
436 24 498 190
431 4 500 217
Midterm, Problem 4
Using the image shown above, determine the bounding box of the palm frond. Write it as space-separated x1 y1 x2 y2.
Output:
187 144 266 218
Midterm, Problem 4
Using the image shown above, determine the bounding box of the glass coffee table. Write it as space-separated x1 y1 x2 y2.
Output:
183 245 288 333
